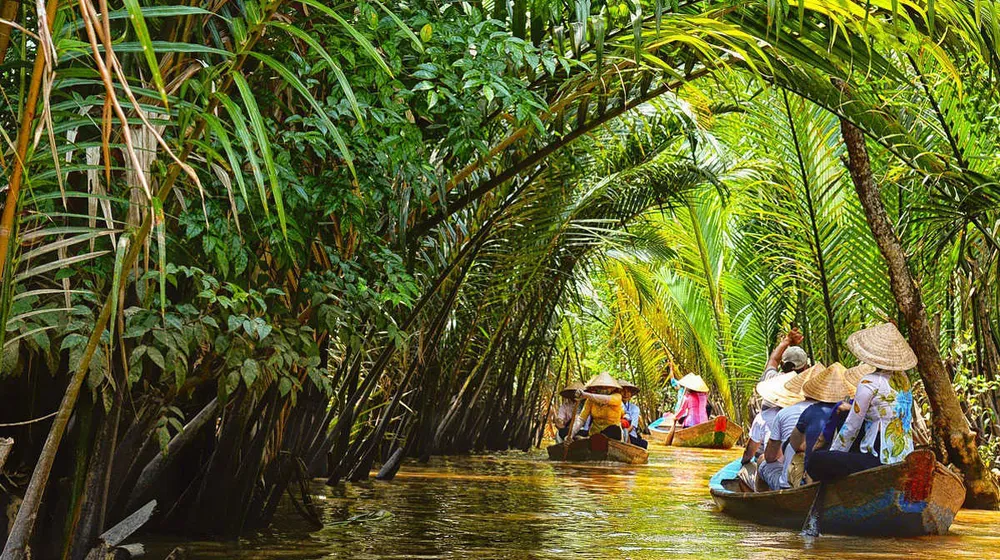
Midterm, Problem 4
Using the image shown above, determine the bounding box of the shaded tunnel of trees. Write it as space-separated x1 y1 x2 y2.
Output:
2 0 1000 556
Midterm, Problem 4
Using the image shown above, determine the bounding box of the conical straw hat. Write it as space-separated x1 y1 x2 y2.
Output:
846 323 918 371
802 362 854 403
617 379 640 395
560 381 585 398
677 373 709 393
783 362 826 395
756 372 803 408
843 363 876 388
585 372 622 391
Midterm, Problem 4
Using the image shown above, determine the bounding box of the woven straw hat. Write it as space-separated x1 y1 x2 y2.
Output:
755 372 803 408
846 323 918 371
560 381 585 398
843 363 876 388
618 379 640 395
802 362 854 403
783 362 826 395
677 373 709 393
585 372 622 391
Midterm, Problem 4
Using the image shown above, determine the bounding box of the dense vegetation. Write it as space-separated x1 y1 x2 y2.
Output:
2 0 1000 555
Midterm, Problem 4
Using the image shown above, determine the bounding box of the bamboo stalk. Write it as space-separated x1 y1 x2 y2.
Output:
1 2 284 554
0 0 57 287
0 0 19 66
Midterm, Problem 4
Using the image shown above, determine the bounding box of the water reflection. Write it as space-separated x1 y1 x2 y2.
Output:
145 446 1000 559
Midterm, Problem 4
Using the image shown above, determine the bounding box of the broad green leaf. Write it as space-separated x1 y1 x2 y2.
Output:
216 92 269 219
249 52 356 178
297 0 393 77
371 0 423 51
147 346 165 370
270 21 364 125
241 358 260 388
232 73 287 237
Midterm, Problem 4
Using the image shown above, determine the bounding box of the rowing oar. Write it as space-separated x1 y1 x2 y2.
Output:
663 417 678 446
801 482 826 537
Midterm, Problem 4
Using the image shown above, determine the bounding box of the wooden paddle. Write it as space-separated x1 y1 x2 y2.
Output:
663 418 678 446
801 483 826 537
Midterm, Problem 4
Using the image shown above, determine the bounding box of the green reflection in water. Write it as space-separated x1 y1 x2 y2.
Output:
144 446 1000 559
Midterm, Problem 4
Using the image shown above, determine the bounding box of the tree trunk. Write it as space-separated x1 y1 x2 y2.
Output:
839 114 1000 509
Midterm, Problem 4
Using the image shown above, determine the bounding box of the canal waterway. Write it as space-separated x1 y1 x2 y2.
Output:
147 446 1000 559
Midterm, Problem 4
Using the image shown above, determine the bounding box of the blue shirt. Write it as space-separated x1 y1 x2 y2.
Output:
622 401 641 438
795 402 836 460
670 379 686 414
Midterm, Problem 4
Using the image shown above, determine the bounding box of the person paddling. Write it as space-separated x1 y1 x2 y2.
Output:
554 381 584 442
568 373 626 441
760 328 809 404
807 323 917 482
619 379 648 449
674 373 710 428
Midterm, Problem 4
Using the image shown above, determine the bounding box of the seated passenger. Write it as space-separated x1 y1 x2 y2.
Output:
808 323 917 482
618 379 648 449
568 373 625 441
785 362 857 487
554 381 584 442
808 363 875 455
675 373 710 428
757 362 826 490
743 371 803 467
739 371 801 490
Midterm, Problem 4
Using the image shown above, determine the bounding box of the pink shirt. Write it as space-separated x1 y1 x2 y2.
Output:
677 391 708 427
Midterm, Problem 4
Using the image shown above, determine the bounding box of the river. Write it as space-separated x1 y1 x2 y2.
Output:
147 446 1000 559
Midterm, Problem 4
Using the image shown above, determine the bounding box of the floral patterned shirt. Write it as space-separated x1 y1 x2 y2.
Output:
830 370 913 464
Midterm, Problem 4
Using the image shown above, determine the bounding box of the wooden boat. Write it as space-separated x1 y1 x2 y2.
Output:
546 433 649 465
649 416 742 449
709 449 965 536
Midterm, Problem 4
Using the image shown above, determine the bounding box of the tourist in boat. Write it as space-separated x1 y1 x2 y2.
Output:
759 328 808 409
618 379 648 449
568 373 625 440
807 323 917 482
674 373 710 428
757 362 826 490
807 363 875 455
554 381 584 442
784 362 858 487
742 371 801 466
737 371 800 489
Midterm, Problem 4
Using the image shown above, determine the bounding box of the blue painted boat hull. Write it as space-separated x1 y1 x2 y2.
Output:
709 449 965 536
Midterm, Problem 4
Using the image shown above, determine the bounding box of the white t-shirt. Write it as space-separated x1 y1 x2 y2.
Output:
749 407 779 444
760 366 781 409
767 400 814 488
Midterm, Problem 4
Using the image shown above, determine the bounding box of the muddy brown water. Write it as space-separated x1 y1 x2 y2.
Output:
145 446 1000 559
